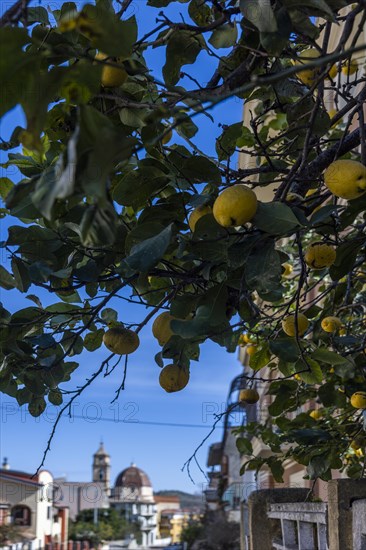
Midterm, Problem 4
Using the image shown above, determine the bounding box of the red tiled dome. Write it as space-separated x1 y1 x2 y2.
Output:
114 464 152 488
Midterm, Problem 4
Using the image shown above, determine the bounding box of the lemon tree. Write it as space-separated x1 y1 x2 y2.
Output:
1 0 366 482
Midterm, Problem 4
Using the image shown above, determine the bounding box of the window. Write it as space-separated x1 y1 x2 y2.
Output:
11 506 31 526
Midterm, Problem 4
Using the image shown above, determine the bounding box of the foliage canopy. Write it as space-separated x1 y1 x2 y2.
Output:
1 0 366 482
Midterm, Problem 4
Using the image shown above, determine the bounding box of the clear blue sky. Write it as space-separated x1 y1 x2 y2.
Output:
0 0 244 493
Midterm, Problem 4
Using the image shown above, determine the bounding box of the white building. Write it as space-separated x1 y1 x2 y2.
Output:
110 464 157 548
0 461 68 550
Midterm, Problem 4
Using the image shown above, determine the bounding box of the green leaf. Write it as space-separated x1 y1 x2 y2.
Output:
236 437 253 455
296 357 323 384
0 266 16 290
163 30 205 85
249 343 271 371
181 156 221 184
171 284 228 338
28 397 47 417
209 23 238 49
240 0 278 32
329 239 363 281
48 389 63 406
268 459 284 482
84 329 105 352
216 122 243 161
253 202 302 235
0 178 14 200
270 338 301 363
77 6 137 58
245 240 282 294
27 6 50 24
101 308 118 323
311 348 353 366
123 224 173 273
11 257 31 293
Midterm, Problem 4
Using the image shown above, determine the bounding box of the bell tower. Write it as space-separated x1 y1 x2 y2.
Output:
92 441 111 491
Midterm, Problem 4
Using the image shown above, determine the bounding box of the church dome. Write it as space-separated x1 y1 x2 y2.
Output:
115 464 152 489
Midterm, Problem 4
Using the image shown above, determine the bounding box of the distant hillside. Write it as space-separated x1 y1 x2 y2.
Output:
154 490 204 510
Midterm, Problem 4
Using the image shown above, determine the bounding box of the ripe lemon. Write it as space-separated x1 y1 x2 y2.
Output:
152 312 176 346
103 327 140 355
238 333 253 346
342 59 358 76
95 52 128 87
328 63 339 80
350 436 366 451
292 48 321 87
304 243 336 269
159 364 189 393
294 373 301 381
350 392 366 409
324 160 366 200
321 316 342 333
213 185 258 227
188 204 212 232
239 388 259 404
309 409 323 420
282 263 293 277
282 313 309 337
246 345 257 356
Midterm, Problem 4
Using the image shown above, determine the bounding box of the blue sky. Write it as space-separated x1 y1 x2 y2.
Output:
0 0 244 493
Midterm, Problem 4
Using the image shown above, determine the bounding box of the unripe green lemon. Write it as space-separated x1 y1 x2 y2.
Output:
213 185 258 227
321 316 342 333
324 160 366 200
304 243 336 269
282 313 309 337
103 327 139 355
350 392 366 409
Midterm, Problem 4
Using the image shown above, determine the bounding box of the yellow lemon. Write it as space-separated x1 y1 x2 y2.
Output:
328 63 339 79
321 316 342 333
239 388 260 404
188 204 212 232
103 327 140 355
309 409 323 420
339 328 347 336
282 263 293 277
293 48 321 87
304 243 336 269
282 313 309 337
328 109 342 128
95 52 128 87
239 333 253 346
350 391 366 409
246 345 257 356
294 373 301 381
342 59 358 76
213 185 258 227
350 436 366 451
152 312 176 346
159 364 189 393
324 160 366 200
